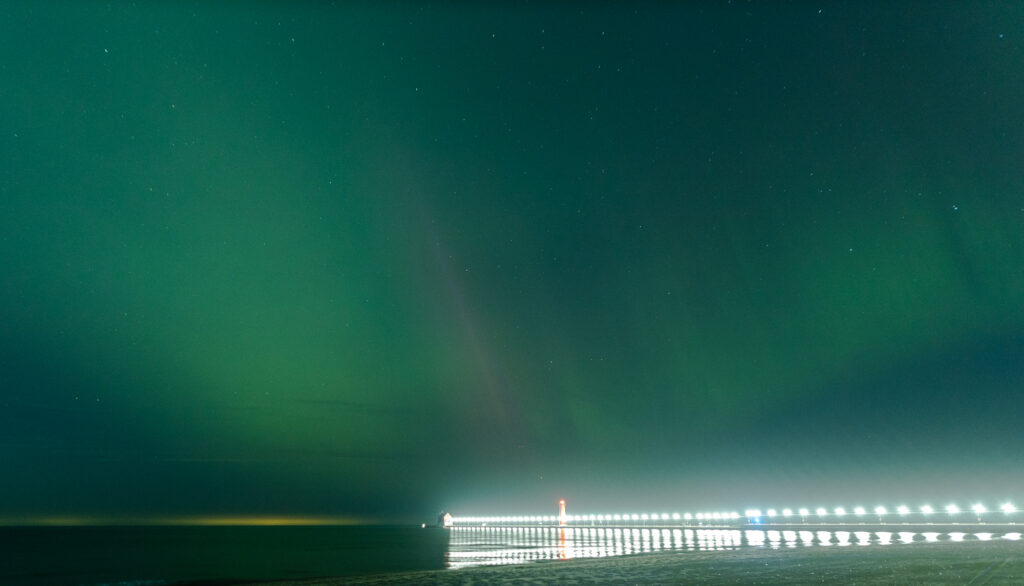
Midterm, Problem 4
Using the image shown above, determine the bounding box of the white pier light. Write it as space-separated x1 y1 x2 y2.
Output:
661 513 670 521
782 508 793 517
745 509 762 518
684 513 692 520
854 507 866 516
1001 503 1017 514
798 508 810 517
672 513 681 520
816 507 828 517
972 503 987 515
730 512 741 520
897 505 910 516
946 504 960 515
834 507 846 517
767 509 777 517
920 505 934 515
874 506 887 516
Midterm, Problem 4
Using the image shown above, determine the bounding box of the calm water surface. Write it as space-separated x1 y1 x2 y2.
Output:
2 525 1020 585
447 525 1023 568
0 526 447 586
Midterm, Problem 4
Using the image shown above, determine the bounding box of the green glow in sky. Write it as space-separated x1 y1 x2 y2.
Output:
2 2 1023 523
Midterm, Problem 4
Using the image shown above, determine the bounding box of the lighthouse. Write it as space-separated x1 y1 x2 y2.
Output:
559 499 567 526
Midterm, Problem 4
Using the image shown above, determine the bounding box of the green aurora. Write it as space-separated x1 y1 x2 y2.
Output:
2 2 1023 523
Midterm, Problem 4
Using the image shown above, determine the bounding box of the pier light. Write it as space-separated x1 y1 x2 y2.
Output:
946 504 960 515
597 514 604 521
711 512 721 520
730 512 741 520
672 513 681 520
782 509 793 517
798 508 810 517
745 509 762 518
834 507 846 517
920 505 934 515
661 513 669 520
589 514 597 521
631 514 639 521
897 505 910 516
684 513 693 520
972 503 987 515
816 507 828 517
767 509 777 517
1001 503 1017 514
614 514 622 521
641 513 649 521
854 507 866 516
874 506 887 516
696 513 704 520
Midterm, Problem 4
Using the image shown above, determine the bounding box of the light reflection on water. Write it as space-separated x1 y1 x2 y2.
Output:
446 526 1023 569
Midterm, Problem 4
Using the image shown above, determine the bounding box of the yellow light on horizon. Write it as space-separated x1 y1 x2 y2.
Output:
0 515 363 527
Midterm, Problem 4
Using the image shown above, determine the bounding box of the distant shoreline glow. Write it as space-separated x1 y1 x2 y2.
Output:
0 515 365 527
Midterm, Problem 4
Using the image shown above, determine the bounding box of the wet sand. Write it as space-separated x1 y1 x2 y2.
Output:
246 538 1023 585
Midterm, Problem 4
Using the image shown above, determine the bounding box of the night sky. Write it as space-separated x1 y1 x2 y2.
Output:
3 2 1024 525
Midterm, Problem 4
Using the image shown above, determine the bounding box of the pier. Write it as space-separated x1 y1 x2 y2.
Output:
447 500 1019 530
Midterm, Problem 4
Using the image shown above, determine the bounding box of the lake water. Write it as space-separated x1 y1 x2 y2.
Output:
2 525 1020 585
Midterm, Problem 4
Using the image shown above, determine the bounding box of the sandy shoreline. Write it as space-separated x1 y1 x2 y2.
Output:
243 539 1023 585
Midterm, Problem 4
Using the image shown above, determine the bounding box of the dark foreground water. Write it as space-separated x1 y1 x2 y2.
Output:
0 526 449 586
2 525 1021 585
